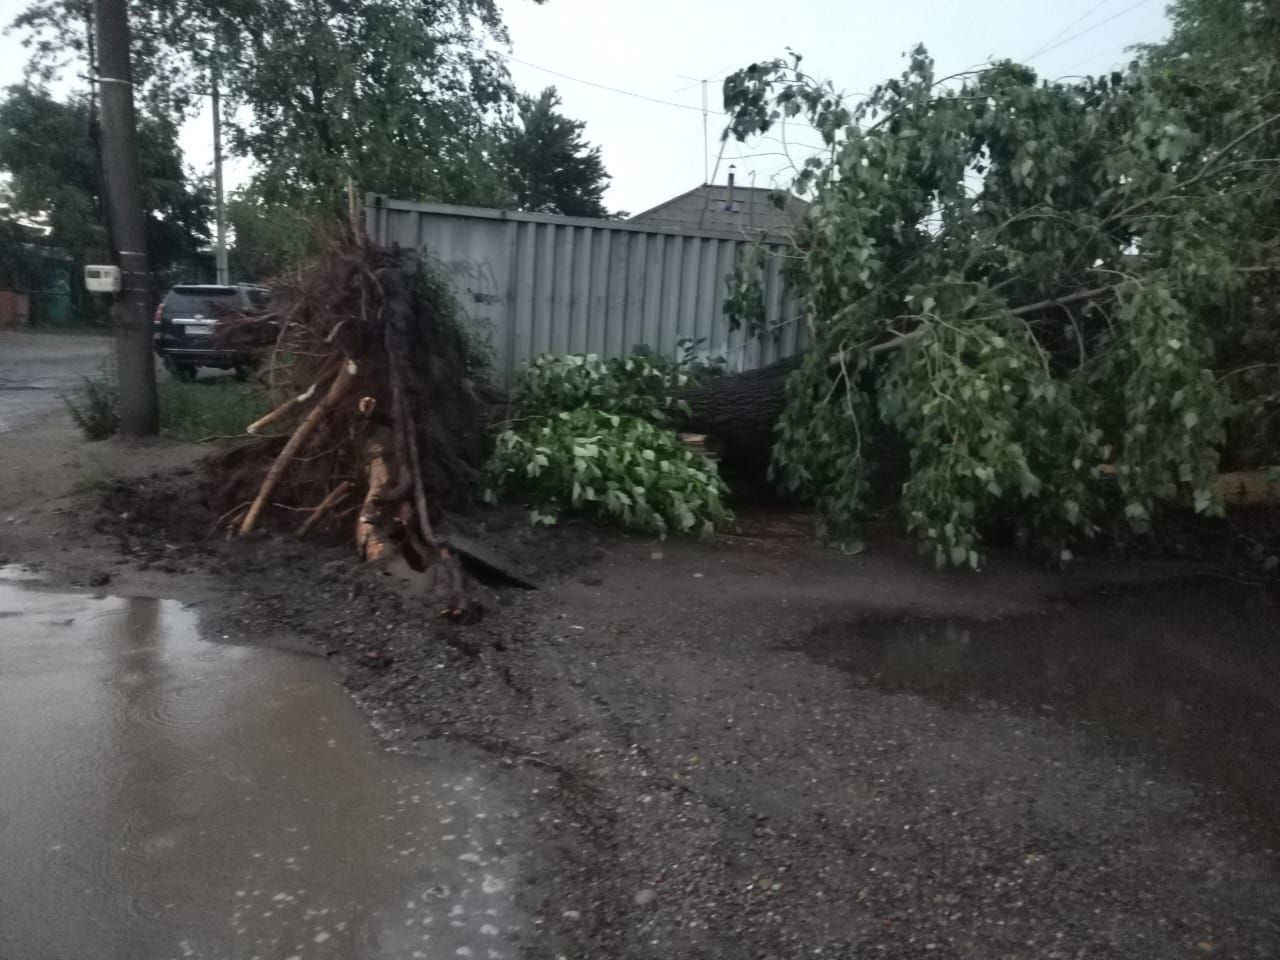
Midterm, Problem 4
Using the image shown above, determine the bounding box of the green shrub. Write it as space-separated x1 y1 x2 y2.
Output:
63 373 119 441
513 352 692 423
489 349 733 536
487 408 731 536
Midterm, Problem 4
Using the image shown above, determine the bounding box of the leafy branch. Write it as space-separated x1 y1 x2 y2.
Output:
724 26 1280 566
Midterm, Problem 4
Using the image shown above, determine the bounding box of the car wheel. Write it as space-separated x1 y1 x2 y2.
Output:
173 363 198 383
234 363 251 382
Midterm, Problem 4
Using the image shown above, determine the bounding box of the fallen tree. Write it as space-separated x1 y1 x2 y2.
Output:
674 356 799 468
717 30 1280 565
209 229 489 616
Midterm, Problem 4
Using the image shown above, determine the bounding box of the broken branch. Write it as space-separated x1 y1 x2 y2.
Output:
247 378 325 436
239 358 358 536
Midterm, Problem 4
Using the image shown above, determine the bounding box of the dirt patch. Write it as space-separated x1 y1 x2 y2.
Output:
0 411 217 595
5 425 1280 959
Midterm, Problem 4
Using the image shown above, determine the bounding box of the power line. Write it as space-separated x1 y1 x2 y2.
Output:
1060 43 1142 77
673 62 745 93
1029 0 1159 64
501 53 705 114
1025 0 1110 61
500 52 831 190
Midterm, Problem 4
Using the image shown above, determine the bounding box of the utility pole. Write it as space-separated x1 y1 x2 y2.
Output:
95 0 158 435
211 63 229 285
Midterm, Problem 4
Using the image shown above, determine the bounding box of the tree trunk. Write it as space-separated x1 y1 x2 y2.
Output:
675 356 800 467
677 354 912 499
95 0 157 436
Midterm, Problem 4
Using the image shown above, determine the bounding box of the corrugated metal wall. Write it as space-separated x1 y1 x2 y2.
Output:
364 197 805 384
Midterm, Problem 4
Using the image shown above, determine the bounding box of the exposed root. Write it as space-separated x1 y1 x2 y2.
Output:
356 439 393 562
239 358 358 536
209 228 490 617
247 380 321 436
297 481 353 537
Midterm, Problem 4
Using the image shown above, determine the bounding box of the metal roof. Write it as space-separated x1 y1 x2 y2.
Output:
628 184 809 240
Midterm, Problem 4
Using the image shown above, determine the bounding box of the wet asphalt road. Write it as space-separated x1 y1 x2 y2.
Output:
0 567 527 960
0 331 114 434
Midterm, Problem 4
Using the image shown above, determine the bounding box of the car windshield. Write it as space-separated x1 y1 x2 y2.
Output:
165 288 243 318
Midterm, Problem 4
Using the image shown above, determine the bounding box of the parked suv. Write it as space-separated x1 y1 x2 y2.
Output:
153 283 270 381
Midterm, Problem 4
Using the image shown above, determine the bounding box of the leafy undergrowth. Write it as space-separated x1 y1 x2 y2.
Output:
486 352 733 536
488 407 730 536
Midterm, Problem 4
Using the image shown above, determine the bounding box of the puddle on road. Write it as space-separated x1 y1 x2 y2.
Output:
0 572 524 960
803 580 1280 834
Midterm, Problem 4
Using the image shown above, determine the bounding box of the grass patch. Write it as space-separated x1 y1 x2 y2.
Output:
158 378 269 441
65 371 272 442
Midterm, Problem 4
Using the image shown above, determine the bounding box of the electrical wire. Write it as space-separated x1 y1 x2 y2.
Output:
1024 0 1110 61
499 53 706 114
1059 43 1142 77
673 62 748 94
1028 0 1159 64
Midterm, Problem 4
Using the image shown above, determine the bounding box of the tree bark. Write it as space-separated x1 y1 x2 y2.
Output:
356 449 392 561
95 0 157 435
674 356 801 465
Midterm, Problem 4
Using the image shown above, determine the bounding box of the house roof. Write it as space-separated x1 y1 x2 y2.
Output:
628 184 808 240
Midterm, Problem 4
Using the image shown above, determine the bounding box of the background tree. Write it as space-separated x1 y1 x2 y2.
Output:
217 0 520 206
0 83 211 273
13 0 545 209
0 214 46 292
225 187 322 281
500 86 610 217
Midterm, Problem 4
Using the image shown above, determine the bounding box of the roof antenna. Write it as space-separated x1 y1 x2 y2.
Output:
678 73 711 185
700 78 710 185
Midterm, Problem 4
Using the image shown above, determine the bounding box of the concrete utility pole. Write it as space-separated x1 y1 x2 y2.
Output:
95 0 158 435
211 63 229 285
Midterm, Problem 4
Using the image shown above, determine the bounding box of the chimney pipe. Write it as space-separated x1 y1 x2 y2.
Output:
725 164 737 212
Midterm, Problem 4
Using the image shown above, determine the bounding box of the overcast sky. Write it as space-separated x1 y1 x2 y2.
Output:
0 0 1172 214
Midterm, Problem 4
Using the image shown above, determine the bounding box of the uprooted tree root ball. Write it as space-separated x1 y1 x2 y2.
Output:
208 230 489 618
